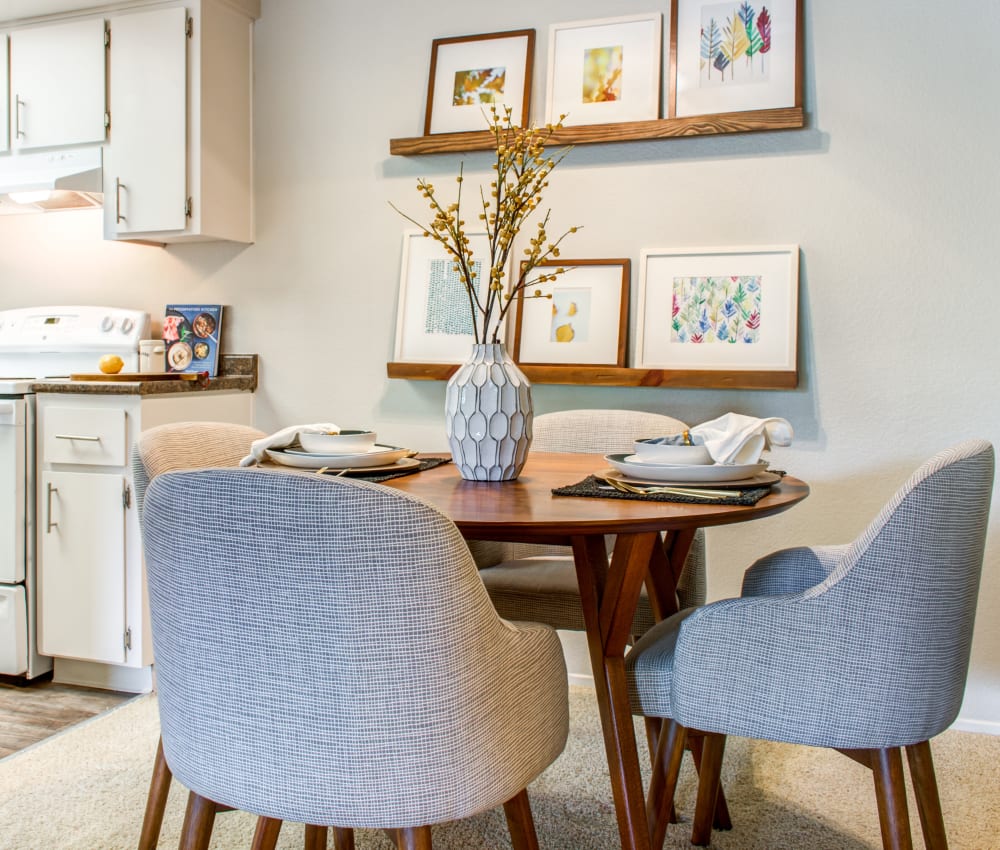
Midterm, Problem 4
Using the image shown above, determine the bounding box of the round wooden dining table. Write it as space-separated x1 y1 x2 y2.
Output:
386 451 809 850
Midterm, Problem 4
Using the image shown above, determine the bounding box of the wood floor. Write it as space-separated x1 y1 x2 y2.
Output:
0 673 135 759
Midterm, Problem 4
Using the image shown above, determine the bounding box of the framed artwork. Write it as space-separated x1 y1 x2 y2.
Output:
512 259 629 367
546 14 662 127
393 230 500 363
423 29 535 135
672 0 802 118
635 246 798 372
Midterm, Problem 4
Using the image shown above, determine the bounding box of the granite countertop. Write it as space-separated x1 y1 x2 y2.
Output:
30 354 258 395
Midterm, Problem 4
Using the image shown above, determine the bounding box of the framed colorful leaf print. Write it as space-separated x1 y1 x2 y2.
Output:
672 0 802 118
512 259 629 367
546 14 662 126
424 30 535 135
635 246 798 373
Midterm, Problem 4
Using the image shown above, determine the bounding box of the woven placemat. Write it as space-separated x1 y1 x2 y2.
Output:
319 456 451 482
552 474 773 506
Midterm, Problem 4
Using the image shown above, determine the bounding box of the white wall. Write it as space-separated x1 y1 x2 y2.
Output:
1 0 998 731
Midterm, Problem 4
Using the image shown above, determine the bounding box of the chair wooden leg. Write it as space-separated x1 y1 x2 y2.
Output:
906 741 949 850
688 731 733 830
304 824 329 850
138 736 172 850
503 788 540 850
645 719 687 849
690 732 726 847
251 817 282 850
872 747 914 850
396 826 433 849
332 826 356 850
178 792 218 850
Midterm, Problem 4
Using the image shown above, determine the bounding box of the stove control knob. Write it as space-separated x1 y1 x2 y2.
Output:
100 316 115 332
121 317 135 334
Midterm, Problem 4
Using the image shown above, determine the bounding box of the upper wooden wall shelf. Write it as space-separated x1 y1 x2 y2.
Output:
389 106 805 156
387 362 796 390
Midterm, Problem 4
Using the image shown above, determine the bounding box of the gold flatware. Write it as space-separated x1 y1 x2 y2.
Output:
602 477 741 499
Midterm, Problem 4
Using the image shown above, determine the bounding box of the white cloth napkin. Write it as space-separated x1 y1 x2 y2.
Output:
690 413 793 465
239 422 340 467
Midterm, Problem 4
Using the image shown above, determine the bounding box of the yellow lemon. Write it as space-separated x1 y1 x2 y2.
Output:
99 354 125 374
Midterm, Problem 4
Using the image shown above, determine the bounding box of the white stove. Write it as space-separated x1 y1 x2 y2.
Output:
0 305 149 391
0 306 149 678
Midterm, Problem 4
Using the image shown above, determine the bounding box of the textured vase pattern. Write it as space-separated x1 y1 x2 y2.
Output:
445 343 533 481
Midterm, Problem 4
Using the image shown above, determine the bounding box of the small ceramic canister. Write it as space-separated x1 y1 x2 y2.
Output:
139 339 166 373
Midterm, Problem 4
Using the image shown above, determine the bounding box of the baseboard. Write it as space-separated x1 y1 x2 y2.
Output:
951 716 1000 736
52 658 154 694
568 672 595 689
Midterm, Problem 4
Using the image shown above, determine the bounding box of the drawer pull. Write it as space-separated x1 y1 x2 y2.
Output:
46 483 58 533
54 434 102 442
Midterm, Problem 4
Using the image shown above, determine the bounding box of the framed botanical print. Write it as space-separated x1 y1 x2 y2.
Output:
672 0 802 117
636 245 798 372
546 14 662 126
424 29 535 135
512 259 629 367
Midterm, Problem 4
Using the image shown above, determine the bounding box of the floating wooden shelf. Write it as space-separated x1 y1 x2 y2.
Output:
387 362 796 390
389 106 805 156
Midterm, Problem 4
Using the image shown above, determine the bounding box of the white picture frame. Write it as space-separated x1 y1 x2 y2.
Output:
393 230 499 363
674 0 800 118
546 14 662 127
512 259 629 367
635 245 799 372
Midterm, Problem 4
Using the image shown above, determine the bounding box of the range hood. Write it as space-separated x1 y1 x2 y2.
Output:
0 147 103 215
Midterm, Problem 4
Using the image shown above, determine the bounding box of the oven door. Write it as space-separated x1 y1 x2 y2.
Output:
0 398 27 584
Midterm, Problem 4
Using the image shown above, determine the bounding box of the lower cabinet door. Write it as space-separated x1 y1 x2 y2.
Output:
39 470 126 664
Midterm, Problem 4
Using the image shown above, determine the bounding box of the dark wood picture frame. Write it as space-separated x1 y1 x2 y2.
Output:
668 0 803 118
512 258 629 368
423 29 535 136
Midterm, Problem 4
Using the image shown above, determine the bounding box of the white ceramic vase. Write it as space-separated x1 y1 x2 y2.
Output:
445 343 533 481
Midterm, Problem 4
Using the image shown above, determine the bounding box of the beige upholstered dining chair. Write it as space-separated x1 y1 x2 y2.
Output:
141 467 569 850
474 408 708 634
131 421 266 850
627 439 995 849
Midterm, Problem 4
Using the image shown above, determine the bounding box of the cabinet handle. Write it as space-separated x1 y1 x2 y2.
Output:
14 96 25 139
54 434 102 442
46 483 58 533
115 177 126 223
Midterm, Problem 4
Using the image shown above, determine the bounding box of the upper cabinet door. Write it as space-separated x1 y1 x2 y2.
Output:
9 18 107 150
107 7 187 235
1 36 8 153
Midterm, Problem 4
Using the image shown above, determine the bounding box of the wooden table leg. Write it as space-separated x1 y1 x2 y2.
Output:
573 531 657 850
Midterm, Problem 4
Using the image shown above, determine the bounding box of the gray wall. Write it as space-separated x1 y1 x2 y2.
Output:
1 0 998 730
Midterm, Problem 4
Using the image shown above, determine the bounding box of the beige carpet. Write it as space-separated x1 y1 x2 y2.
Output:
0 687 998 849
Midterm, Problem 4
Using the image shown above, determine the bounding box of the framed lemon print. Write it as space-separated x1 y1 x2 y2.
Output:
512 258 629 367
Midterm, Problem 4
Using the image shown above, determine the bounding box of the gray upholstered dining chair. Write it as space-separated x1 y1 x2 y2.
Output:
131 421 267 850
626 439 995 849
474 408 708 634
141 467 569 850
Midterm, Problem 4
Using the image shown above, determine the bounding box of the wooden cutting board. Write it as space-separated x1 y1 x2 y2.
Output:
69 372 205 382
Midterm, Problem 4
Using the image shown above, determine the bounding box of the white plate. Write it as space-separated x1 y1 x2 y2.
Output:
605 454 768 483
266 445 412 469
320 457 422 475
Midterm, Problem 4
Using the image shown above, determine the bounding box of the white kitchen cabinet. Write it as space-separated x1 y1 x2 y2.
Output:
36 388 253 692
39 469 126 664
8 17 106 151
1 35 8 154
104 0 256 243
